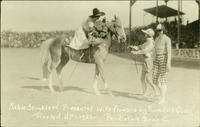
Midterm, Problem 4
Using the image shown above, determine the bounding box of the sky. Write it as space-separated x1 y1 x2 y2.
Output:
1 0 199 32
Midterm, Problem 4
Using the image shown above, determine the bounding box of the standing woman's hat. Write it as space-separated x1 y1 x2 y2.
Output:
90 8 105 17
141 28 155 37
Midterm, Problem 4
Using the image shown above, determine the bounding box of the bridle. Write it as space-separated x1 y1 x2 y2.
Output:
107 21 120 40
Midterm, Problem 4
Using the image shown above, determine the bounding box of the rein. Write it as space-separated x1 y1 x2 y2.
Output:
107 22 118 41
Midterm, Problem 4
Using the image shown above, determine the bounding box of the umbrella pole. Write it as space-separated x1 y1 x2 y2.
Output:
129 0 132 46
165 1 168 22
198 0 200 42
156 0 158 23
129 0 139 74
177 0 180 48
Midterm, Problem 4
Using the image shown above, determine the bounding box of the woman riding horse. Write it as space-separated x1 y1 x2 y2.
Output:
69 8 106 50
40 14 126 95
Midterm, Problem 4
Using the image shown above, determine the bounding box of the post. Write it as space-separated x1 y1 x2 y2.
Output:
129 0 132 45
156 0 158 23
177 0 180 49
196 0 200 42
165 2 167 22
164 0 169 22
129 0 138 74
180 0 182 20
199 1 200 43
199 1 200 19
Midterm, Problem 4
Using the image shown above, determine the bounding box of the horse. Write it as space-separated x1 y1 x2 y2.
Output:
40 16 126 95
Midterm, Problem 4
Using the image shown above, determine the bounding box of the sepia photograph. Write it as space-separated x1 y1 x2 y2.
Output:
1 0 200 126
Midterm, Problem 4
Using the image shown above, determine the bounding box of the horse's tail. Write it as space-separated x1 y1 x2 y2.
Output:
40 39 53 79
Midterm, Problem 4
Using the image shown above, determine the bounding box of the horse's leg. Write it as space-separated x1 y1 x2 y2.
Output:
96 60 112 96
93 64 101 95
41 46 51 81
56 53 69 92
48 69 55 93
96 60 108 89
48 60 60 93
42 60 50 81
41 46 55 92
48 49 62 93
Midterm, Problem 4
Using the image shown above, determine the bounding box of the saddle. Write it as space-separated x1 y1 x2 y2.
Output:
79 45 96 63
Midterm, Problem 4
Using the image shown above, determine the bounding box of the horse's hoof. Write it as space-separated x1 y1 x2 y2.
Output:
59 88 64 92
142 94 149 98
50 88 56 93
95 91 102 96
158 101 165 105
158 98 165 105
154 95 161 100
109 93 114 97
96 93 101 96
50 90 56 93
104 84 108 89
108 91 114 97
41 78 48 81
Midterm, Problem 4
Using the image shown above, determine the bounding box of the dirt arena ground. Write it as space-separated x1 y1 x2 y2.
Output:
1 48 200 127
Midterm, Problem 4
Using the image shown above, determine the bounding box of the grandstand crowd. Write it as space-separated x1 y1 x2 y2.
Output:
1 31 74 48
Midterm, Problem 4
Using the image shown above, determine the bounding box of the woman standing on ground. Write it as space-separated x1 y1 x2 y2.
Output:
153 24 172 104
129 28 157 97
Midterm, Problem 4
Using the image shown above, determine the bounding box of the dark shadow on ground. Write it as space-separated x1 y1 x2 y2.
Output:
63 86 93 94
111 52 200 70
22 86 48 91
112 90 157 103
22 76 41 81
21 85 93 94
98 89 156 102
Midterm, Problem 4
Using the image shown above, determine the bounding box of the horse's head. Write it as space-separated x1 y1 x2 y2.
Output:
109 15 126 43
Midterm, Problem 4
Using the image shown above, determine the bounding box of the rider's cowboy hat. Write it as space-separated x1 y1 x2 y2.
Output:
141 28 155 37
90 8 105 18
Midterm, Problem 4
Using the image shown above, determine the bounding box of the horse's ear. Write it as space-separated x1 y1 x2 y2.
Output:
114 15 117 20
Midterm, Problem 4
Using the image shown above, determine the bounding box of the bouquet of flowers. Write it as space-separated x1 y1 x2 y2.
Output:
89 19 108 39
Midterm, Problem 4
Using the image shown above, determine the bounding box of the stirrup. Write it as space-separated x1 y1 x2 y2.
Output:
80 53 84 60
